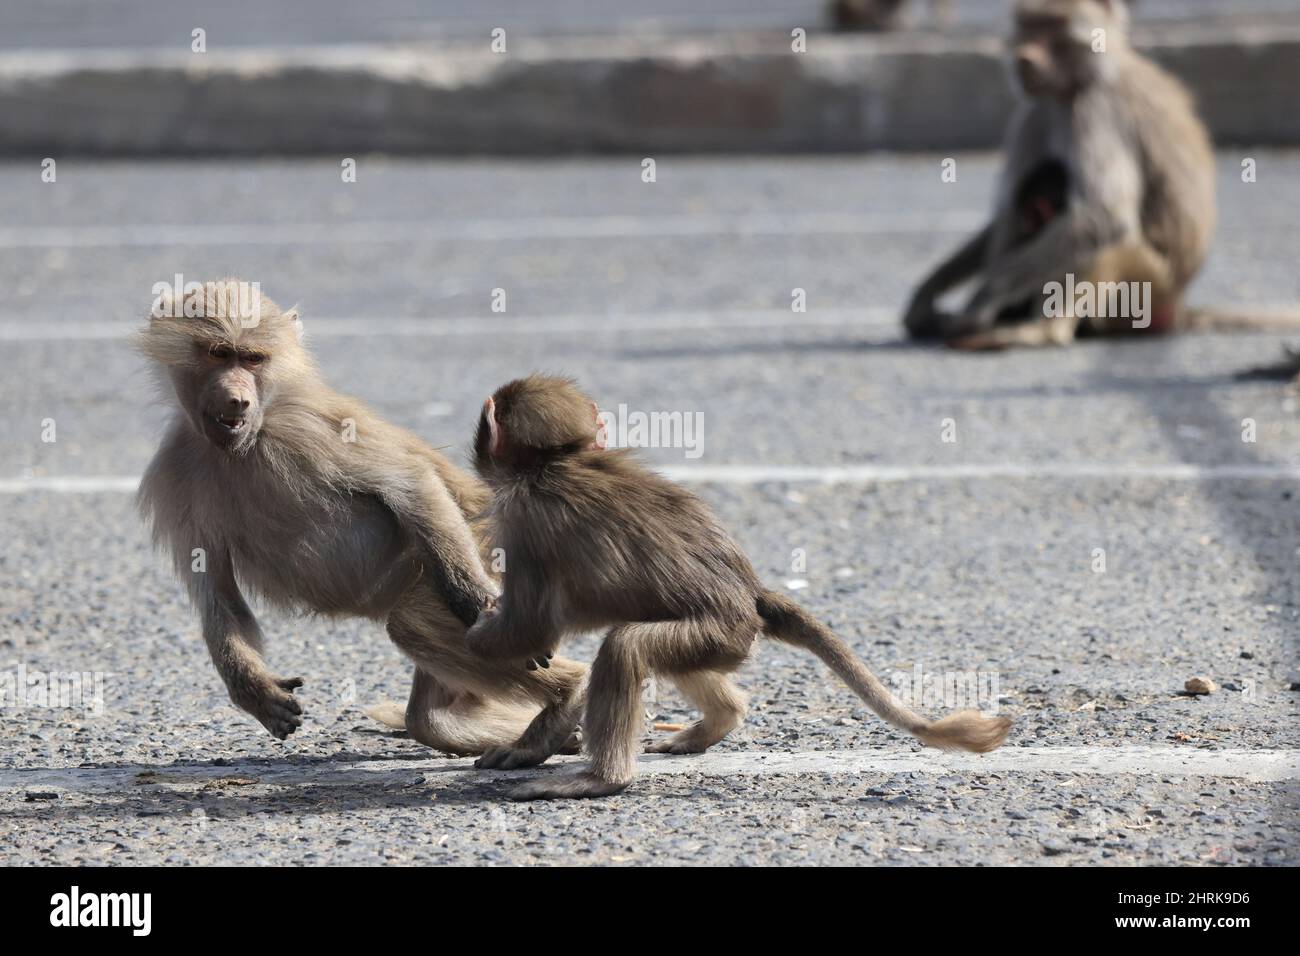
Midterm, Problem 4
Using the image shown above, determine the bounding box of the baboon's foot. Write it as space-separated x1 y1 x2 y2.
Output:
645 721 724 755
509 771 630 801
476 745 549 770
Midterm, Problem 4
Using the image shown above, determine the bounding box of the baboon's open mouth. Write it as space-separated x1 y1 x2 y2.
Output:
212 414 247 433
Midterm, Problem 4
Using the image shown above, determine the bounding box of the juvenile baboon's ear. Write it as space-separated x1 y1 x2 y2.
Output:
484 397 504 457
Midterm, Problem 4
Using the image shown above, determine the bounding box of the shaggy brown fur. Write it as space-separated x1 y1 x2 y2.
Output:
137 281 584 760
467 375 1011 799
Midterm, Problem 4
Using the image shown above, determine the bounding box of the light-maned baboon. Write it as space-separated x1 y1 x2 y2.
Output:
466 376 1011 799
903 0 1217 348
137 281 584 763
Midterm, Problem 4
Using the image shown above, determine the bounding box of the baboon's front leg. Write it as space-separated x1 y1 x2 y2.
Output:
903 225 992 340
477 665 589 770
373 469 499 628
195 547 305 740
509 625 645 800
465 590 559 670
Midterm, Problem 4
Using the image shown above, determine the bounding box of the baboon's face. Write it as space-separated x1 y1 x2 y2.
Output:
1010 1 1109 99
139 281 306 456
178 339 269 454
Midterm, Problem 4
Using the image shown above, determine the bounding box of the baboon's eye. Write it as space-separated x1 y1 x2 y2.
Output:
208 344 233 361
243 351 266 367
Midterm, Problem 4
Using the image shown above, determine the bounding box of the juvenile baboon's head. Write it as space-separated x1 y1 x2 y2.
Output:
475 375 604 477
1010 0 1127 99
138 279 312 455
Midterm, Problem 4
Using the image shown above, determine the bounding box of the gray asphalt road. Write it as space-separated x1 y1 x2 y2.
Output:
2 0 1297 50
1 154 1298 865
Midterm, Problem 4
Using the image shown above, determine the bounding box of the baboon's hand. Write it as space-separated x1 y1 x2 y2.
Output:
524 652 554 671
237 675 304 740
902 289 936 337
465 607 505 659
466 610 554 670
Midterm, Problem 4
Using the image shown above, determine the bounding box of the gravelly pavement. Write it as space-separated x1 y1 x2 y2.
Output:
0 154 1297 865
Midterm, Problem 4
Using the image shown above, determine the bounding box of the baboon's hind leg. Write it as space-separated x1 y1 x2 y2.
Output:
402 669 540 757
511 619 751 800
645 670 747 755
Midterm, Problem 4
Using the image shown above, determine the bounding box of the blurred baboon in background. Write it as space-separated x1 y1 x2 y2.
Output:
902 0 1218 349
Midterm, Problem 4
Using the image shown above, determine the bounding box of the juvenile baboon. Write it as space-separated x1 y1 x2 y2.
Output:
137 280 584 762
467 376 1011 799
903 0 1217 348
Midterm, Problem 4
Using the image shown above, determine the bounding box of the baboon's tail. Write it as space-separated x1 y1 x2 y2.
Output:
756 591 1011 753
364 701 408 730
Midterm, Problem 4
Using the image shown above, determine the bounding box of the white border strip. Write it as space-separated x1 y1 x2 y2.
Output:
0 307 895 342
5 462 1300 495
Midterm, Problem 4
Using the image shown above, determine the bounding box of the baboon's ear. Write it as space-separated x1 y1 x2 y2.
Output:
592 402 608 450
282 307 304 339
484 397 504 457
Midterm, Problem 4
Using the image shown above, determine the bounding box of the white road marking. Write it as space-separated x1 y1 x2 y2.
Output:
0 476 140 493
5 462 1300 495
0 307 895 342
2 747 1294 793
658 462 1300 484
0 211 984 250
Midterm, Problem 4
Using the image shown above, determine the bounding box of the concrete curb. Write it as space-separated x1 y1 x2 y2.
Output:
1 26 1298 156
